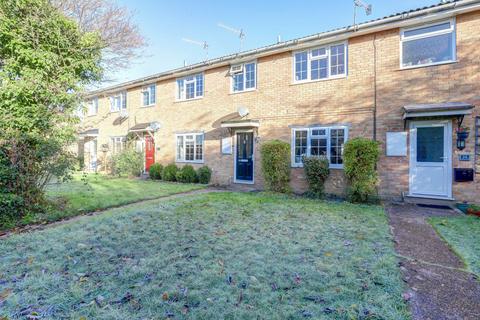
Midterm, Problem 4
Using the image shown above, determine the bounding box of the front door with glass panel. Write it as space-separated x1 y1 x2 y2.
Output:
236 132 254 182
89 139 97 172
409 121 452 198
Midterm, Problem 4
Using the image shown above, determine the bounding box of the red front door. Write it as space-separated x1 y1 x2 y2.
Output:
145 135 155 172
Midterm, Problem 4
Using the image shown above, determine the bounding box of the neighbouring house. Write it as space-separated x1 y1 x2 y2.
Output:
78 0 480 203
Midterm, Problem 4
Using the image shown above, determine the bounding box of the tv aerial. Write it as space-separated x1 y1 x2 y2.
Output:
181 38 209 61
353 0 372 30
218 22 246 52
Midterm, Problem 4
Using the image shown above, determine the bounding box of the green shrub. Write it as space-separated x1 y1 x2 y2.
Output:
302 155 330 198
343 137 380 203
162 163 178 182
0 193 24 229
260 140 291 193
197 166 212 184
110 149 143 177
176 165 198 183
149 163 163 180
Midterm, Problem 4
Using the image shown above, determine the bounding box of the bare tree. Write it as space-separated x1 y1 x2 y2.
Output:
51 0 146 74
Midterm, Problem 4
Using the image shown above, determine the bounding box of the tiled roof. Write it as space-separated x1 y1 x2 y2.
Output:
89 0 473 95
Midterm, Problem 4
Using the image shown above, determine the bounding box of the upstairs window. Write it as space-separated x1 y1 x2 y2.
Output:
87 97 98 116
292 126 348 169
294 42 347 83
401 20 456 68
176 133 204 163
231 62 256 92
141 84 156 106
177 73 203 100
110 91 127 112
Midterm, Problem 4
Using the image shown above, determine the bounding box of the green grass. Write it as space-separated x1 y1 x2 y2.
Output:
429 216 480 276
0 192 409 319
39 173 204 223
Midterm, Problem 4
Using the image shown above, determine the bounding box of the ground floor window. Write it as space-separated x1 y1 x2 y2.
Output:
176 133 204 163
111 136 126 155
291 126 348 168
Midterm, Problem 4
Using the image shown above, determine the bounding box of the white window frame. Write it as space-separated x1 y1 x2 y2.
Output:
109 91 127 112
176 73 204 101
292 41 348 84
87 97 98 116
400 19 456 69
230 61 257 93
111 136 127 155
141 84 156 107
291 126 348 169
175 132 204 163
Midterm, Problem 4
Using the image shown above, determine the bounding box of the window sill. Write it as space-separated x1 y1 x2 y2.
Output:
292 164 344 170
229 88 257 95
291 74 347 86
175 160 205 164
175 96 204 103
141 104 156 108
399 60 457 71
87 114 97 117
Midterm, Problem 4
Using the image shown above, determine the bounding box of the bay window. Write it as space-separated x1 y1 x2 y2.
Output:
176 133 204 162
176 73 204 100
292 126 348 168
401 20 456 68
294 42 347 83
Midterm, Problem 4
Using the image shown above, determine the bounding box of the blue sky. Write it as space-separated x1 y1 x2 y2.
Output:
106 0 441 87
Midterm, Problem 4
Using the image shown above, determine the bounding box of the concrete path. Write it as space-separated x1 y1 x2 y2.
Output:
0 187 227 239
387 204 480 320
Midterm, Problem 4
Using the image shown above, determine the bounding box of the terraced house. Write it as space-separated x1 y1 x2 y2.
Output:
78 0 480 204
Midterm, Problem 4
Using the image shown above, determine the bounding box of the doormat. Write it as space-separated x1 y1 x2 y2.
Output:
417 204 452 210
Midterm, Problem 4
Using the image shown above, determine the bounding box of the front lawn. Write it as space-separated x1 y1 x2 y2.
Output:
0 192 409 319
430 216 480 276
18 174 203 228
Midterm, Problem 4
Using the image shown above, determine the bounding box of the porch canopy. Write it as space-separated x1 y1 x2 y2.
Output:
220 119 260 128
403 102 475 119
129 122 161 133
79 129 98 137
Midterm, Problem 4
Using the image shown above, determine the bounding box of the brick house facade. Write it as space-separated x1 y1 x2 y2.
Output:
79 1 480 203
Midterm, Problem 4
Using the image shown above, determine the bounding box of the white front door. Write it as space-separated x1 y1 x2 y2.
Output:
89 139 97 171
409 120 452 199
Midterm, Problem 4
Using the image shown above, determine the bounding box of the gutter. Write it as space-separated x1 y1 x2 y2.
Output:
87 0 480 97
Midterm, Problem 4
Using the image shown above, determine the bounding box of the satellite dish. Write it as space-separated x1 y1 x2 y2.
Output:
237 106 249 118
149 121 161 131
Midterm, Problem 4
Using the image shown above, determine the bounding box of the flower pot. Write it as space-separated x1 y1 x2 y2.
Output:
456 203 469 214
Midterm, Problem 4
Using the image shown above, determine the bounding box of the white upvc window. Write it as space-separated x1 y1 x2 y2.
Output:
231 61 256 93
110 91 127 112
176 133 204 163
293 42 347 83
141 84 156 107
291 126 348 169
400 19 456 69
176 73 204 101
87 97 98 116
111 136 126 155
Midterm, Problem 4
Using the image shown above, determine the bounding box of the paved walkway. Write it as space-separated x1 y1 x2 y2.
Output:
387 204 480 320
0 187 227 239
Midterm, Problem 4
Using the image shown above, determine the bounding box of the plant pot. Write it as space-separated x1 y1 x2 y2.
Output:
456 203 469 214
457 131 469 140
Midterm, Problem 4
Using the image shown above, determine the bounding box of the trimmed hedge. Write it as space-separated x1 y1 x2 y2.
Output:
162 163 178 182
302 155 330 198
260 140 291 193
197 166 212 184
149 163 163 180
176 165 198 183
343 137 380 203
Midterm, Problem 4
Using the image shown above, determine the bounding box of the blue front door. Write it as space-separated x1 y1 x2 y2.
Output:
236 132 253 182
